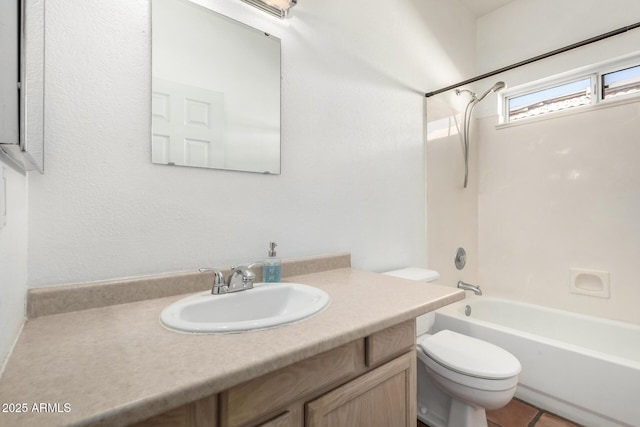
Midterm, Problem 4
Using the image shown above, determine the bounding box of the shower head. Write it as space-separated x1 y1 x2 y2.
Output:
475 81 506 102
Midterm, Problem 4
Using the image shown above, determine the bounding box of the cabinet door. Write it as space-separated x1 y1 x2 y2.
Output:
305 351 416 427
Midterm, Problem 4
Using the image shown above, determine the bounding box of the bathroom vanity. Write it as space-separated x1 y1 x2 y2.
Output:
136 320 417 427
0 255 464 426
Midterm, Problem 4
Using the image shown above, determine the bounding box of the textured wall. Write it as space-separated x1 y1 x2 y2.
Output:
27 0 476 287
476 0 640 75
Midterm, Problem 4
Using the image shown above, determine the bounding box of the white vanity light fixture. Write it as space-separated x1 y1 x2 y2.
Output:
240 0 297 18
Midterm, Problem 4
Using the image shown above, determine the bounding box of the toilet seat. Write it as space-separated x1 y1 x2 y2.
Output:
417 348 519 393
418 330 521 380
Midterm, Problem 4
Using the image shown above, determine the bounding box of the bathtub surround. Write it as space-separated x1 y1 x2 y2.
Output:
427 0 640 325
426 95 479 288
477 100 640 324
475 0 640 324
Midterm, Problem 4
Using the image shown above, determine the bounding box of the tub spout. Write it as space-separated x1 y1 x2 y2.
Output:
458 280 482 296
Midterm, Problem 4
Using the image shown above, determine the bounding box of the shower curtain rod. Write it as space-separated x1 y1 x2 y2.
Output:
424 21 640 98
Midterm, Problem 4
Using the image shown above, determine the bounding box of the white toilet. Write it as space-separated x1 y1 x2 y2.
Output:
383 268 521 427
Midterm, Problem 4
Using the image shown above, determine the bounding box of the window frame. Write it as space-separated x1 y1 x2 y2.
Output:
599 63 640 101
500 53 640 125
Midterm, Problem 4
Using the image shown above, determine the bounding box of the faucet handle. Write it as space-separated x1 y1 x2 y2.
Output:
231 264 257 281
228 264 256 291
199 268 227 294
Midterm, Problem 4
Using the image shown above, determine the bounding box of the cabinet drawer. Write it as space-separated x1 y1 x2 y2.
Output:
132 394 217 427
221 340 360 426
365 319 415 367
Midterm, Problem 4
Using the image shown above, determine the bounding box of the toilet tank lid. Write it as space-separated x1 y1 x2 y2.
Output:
383 268 440 282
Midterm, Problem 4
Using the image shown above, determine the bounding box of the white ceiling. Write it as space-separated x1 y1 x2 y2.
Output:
458 0 515 17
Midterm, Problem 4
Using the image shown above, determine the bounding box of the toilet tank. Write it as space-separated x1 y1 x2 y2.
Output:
383 268 440 283
383 268 441 335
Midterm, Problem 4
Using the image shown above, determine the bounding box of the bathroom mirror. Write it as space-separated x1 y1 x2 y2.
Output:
151 0 281 174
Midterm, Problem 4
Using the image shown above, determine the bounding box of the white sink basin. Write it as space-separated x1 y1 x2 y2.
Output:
160 282 330 334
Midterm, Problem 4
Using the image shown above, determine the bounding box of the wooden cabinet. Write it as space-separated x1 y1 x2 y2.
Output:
134 320 416 427
365 320 416 367
220 341 360 427
257 411 293 427
131 395 216 427
305 351 416 427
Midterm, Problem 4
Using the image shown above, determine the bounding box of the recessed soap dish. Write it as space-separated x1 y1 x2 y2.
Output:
570 268 610 299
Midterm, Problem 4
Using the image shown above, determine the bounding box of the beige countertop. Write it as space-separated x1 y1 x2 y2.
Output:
0 268 463 427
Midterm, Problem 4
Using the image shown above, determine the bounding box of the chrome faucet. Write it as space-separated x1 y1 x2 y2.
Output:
199 267 226 294
457 280 482 296
227 264 256 292
199 264 256 294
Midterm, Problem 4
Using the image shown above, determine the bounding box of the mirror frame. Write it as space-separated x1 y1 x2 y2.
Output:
0 0 45 173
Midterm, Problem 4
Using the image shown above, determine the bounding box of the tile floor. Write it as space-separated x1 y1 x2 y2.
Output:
417 398 583 427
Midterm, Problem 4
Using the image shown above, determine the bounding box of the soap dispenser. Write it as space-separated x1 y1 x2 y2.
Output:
263 242 281 283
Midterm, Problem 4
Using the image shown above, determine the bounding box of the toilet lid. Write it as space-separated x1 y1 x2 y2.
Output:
419 330 521 379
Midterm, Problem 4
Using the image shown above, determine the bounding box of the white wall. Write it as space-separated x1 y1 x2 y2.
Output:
473 0 640 324
26 0 475 287
0 160 27 369
476 0 640 75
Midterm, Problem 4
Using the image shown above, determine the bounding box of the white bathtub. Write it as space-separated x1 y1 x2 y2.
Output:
433 296 640 427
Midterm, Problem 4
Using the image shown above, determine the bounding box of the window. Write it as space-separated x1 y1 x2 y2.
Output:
602 65 640 100
508 78 593 122
502 56 640 124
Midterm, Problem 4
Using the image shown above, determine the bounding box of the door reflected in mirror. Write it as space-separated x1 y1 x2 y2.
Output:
152 0 281 174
